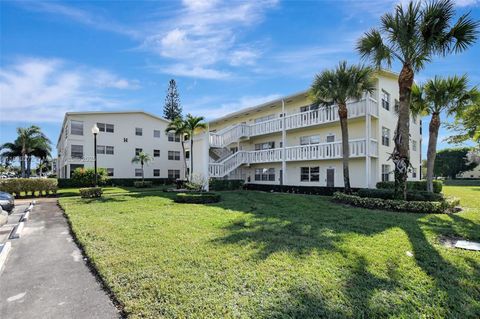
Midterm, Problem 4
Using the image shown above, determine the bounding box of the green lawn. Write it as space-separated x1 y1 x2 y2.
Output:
59 186 480 318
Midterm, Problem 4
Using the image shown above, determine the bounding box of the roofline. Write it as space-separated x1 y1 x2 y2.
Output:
56 110 171 146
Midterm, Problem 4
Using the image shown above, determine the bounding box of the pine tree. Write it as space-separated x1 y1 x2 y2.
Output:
163 79 182 120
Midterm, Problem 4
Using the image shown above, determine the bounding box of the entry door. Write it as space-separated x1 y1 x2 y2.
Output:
326 169 335 187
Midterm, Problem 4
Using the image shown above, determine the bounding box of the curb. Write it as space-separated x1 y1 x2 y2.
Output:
0 242 12 274
10 222 25 239
21 211 30 222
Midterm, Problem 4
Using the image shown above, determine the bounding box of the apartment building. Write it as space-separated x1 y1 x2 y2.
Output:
189 70 422 189
56 111 185 179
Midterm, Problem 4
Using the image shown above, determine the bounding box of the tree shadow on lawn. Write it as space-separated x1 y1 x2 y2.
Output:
210 191 480 317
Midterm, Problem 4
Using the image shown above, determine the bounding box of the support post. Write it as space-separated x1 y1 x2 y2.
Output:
281 99 286 185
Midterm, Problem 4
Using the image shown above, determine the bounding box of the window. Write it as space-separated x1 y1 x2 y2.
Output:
300 135 320 145
301 167 320 182
254 168 275 181
254 141 275 150
382 164 390 182
382 127 390 146
96 145 106 154
185 150 190 159
106 168 114 177
168 132 181 142
168 151 180 160
326 135 335 143
254 114 275 124
153 169 160 177
97 123 114 133
154 130 161 138
381 90 390 110
412 140 417 151
135 127 143 136
168 169 180 179
106 146 114 155
71 145 83 158
135 148 142 156
300 104 319 112
70 120 83 135
154 149 160 157
69 164 84 177
135 169 143 177
412 168 417 178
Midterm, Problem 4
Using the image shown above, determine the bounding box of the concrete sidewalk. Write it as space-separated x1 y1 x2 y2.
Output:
0 198 120 319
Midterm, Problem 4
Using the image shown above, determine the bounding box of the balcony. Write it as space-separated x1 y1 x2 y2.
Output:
209 138 378 177
209 97 378 148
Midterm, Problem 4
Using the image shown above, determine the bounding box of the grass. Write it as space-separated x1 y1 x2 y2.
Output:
59 185 480 318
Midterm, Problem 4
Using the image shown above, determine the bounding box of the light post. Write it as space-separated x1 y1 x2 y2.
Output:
91 124 100 187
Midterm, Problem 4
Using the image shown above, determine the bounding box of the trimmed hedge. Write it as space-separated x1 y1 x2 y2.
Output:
209 179 245 191
244 183 359 195
333 192 459 214
58 178 176 188
134 181 153 188
376 180 443 193
357 188 444 202
174 192 221 204
71 168 109 187
0 178 58 197
79 187 103 198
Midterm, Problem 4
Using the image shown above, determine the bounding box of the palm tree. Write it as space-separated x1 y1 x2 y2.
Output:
184 114 207 179
26 136 52 177
411 75 478 192
357 0 479 199
310 61 375 193
131 152 152 182
166 117 189 180
0 141 22 171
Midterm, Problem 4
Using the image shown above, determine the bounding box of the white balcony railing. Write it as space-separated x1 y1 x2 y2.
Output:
209 97 378 148
209 138 378 177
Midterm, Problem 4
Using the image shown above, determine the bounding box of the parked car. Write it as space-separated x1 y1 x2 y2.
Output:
0 192 14 213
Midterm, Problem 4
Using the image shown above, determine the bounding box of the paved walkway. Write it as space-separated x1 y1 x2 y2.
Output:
0 198 119 319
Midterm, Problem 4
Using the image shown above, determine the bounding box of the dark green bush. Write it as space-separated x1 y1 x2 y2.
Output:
71 168 109 187
134 181 153 188
357 188 444 202
79 187 103 198
376 180 443 193
0 178 58 197
58 177 175 188
174 192 221 204
209 179 244 191
333 192 459 214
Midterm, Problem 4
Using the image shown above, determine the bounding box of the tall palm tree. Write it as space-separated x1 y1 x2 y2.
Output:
411 75 478 192
310 61 375 194
131 152 152 182
166 117 189 180
184 114 207 179
0 141 22 171
357 0 479 199
26 137 52 177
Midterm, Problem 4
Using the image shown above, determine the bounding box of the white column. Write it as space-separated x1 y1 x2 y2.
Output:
281 99 287 185
365 109 371 188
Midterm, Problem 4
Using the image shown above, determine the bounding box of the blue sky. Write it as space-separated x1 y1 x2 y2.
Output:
1 0 479 160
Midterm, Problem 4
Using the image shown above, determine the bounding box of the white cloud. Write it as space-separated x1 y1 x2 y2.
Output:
160 64 231 79
0 58 138 122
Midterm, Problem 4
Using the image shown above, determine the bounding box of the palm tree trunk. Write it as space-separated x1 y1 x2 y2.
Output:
20 153 26 178
190 139 193 180
181 139 188 180
426 113 440 193
26 155 32 178
141 163 144 182
393 63 414 200
338 103 351 194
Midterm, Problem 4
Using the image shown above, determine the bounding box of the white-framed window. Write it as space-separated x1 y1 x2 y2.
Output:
300 104 319 112
135 169 143 177
154 130 161 138
382 164 390 182
381 90 390 110
168 151 180 160
106 168 114 177
382 127 390 146
168 169 180 179
135 127 143 136
300 135 321 145
135 148 142 156
71 145 83 158
153 169 160 177
70 120 83 135
97 123 114 133
154 149 160 157
168 132 181 142
106 146 114 155
254 114 275 124
185 150 190 159
96 145 114 155
412 140 417 151
96 145 106 154
255 141 275 150
326 135 335 143
300 167 320 182
254 168 275 181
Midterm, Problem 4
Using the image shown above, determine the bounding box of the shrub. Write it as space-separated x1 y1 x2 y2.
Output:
58 178 175 188
174 192 221 204
376 180 443 193
79 187 103 198
185 174 208 191
134 181 153 188
71 168 109 187
209 179 244 191
0 178 58 198
333 192 459 214
357 188 444 202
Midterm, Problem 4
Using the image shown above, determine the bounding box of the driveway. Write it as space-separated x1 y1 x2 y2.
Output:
0 198 120 319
